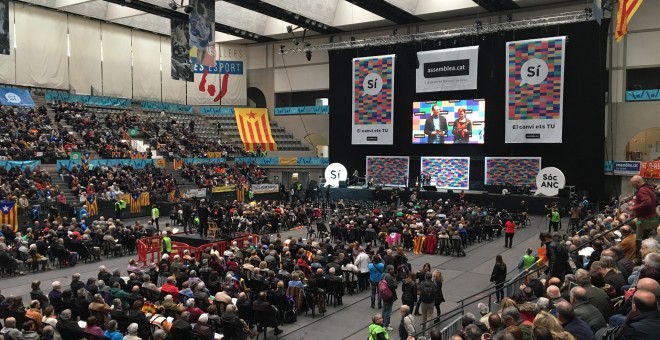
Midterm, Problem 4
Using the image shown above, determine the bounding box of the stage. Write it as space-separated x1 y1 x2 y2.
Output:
171 233 231 248
326 188 569 215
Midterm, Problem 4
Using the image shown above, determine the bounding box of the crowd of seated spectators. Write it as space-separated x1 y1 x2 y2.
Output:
181 162 268 189
58 163 178 201
0 105 76 163
53 102 144 159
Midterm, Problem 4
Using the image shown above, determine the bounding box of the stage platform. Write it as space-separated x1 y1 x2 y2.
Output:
170 233 230 248
327 188 568 215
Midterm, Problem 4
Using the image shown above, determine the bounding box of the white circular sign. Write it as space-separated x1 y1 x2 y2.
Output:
520 58 549 86
4 93 21 104
535 167 566 196
324 163 348 187
362 73 383 96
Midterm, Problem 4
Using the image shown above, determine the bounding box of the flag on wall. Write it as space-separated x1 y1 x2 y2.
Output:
234 108 277 151
173 158 183 170
139 192 151 207
615 0 645 41
0 0 9 55
70 151 81 161
130 193 142 214
86 195 98 217
0 201 17 231
81 152 92 164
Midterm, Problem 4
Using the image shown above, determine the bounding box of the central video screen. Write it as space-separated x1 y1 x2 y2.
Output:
412 99 486 144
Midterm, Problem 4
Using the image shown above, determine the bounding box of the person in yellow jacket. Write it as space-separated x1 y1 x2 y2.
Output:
162 230 172 254
152 204 160 231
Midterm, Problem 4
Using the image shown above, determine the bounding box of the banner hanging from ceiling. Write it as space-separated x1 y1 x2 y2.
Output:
216 44 247 105
505 36 566 144
0 0 8 55
352 54 395 145
170 17 194 82
189 0 215 68
416 46 479 92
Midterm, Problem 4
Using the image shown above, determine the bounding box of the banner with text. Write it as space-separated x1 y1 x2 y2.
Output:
613 161 641 175
640 161 660 179
352 54 395 145
416 46 479 92
251 183 279 194
185 188 207 198
0 87 34 107
505 36 566 143
216 44 247 105
0 0 8 55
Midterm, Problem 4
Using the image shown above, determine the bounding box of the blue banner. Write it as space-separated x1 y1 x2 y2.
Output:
0 87 35 107
199 106 235 115
182 158 226 165
604 160 613 173
141 101 193 114
57 159 154 171
613 161 641 175
45 91 131 108
626 89 660 102
234 157 279 166
193 61 244 75
297 157 329 166
0 160 40 170
274 106 330 116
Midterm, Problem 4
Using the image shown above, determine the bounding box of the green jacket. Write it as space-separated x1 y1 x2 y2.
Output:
550 211 560 222
162 236 172 253
152 207 160 219
522 254 536 269
119 199 126 210
368 324 389 340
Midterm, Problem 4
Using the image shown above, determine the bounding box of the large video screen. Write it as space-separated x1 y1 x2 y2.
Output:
412 99 485 144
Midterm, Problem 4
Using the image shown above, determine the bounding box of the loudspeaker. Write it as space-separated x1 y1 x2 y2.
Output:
423 186 437 191
338 180 348 188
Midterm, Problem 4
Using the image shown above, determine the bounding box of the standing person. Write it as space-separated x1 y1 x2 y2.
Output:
398 305 415 340
114 200 121 219
414 263 431 315
189 119 195 134
162 231 172 255
355 248 371 293
432 270 445 321
368 313 389 340
400 273 417 313
380 265 398 331
451 107 472 144
216 121 221 135
418 272 436 326
490 255 507 304
423 104 448 144
549 208 561 232
504 217 515 248
368 255 385 309
517 248 536 273
569 205 581 233
627 175 659 254
151 204 160 231
182 201 192 235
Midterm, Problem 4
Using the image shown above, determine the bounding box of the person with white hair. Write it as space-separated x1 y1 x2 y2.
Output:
124 323 141 340
192 314 215 340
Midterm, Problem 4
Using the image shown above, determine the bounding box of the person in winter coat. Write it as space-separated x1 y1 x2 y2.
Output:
491 255 508 304
380 265 398 331
400 273 417 312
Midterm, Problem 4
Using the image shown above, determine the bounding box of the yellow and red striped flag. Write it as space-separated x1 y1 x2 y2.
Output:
173 158 183 170
139 192 150 207
86 195 98 217
130 193 142 214
615 0 645 41
234 108 277 151
0 201 18 231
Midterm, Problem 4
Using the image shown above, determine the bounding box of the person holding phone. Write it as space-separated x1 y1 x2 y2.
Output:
423 104 448 144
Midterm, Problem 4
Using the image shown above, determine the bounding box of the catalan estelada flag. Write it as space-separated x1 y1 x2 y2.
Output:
130 193 142 214
139 192 150 207
0 201 18 231
413 235 426 254
234 108 277 151
615 0 645 41
173 158 183 170
86 195 98 217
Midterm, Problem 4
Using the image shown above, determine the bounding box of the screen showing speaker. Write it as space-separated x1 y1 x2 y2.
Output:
412 99 485 144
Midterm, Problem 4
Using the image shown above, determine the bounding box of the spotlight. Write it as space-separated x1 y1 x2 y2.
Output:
286 25 293 34
306 50 312 61
183 5 192 13
279 45 285 54
168 0 177 10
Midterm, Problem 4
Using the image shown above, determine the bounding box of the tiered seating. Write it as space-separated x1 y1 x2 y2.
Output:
204 115 310 152
180 161 268 188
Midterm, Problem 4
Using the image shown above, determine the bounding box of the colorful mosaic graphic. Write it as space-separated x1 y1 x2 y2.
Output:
353 56 394 125
412 99 486 144
421 157 470 190
366 156 409 187
507 37 564 120
485 157 541 187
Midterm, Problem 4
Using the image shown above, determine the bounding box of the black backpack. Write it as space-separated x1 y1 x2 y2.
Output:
420 281 436 303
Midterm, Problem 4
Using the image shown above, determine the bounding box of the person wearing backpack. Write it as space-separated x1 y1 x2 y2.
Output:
369 255 385 309
379 265 398 331
418 272 436 326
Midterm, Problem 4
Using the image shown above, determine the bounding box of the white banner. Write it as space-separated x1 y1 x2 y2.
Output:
185 188 207 198
416 46 479 92
505 36 566 143
217 44 247 105
251 183 279 194
352 54 395 145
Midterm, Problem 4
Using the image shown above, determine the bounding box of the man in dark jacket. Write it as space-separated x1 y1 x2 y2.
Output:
252 292 283 335
220 304 248 340
618 290 660 339
381 265 398 331
56 309 84 339
570 286 606 334
556 301 595 340
575 268 610 319
170 311 192 340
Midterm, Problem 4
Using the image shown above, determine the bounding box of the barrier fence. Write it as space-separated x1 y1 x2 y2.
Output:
136 232 261 268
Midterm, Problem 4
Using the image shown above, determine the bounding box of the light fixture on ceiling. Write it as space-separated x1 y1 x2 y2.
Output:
280 45 285 54
306 50 312 61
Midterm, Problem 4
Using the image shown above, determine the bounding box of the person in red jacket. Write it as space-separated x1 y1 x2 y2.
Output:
504 217 516 248
628 175 659 254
